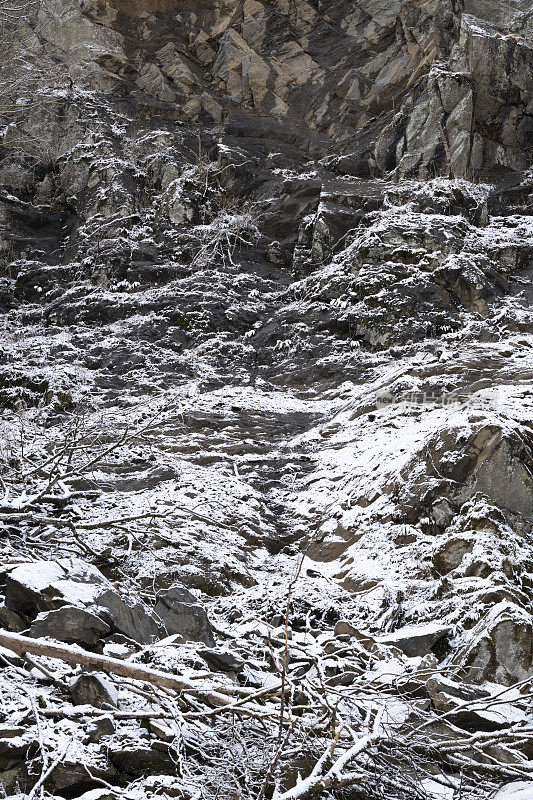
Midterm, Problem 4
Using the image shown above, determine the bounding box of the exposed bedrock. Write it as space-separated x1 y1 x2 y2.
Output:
0 0 532 797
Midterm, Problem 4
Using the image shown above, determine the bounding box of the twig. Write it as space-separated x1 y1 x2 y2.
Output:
28 741 70 800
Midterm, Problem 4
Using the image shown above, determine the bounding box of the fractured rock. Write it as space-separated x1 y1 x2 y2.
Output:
426 675 525 732
432 535 475 574
148 719 178 743
198 647 244 673
5 560 76 617
377 623 452 658
86 715 116 743
5 559 161 645
0 604 27 633
334 620 374 649
69 672 118 709
0 762 30 795
48 759 119 794
461 602 533 685
0 732 34 769
29 605 111 647
154 585 215 646
93 588 161 645
108 741 178 777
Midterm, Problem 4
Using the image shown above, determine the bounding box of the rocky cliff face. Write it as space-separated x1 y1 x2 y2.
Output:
0 0 532 798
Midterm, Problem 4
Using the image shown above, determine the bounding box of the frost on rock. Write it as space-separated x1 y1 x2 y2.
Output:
0 0 532 797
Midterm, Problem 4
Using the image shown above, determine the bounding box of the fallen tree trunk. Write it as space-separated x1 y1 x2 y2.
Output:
0 629 245 707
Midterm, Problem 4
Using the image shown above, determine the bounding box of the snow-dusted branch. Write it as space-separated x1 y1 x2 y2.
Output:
274 709 385 800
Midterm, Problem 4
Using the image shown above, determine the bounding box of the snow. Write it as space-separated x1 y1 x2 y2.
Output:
8 561 66 593
420 779 457 799
494 783 533 800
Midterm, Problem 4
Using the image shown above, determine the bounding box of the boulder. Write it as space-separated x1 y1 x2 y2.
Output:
377 623 452 657
432 535 474 574
148 719 179 743
154 585 215 646
334 620 374 649
426 675 525 732
69 672 118 709
198 648 244 673
5 560 76 617
108 741 178 777
328 670 360 687
76 790 117 800
142 775 192 797
102 641 134 659
29 605 110 647
48 758 119 794
462 602 533 685
5 559 162 645
0 604 27 632
93 588 161 645
86 715 116 743
0 762 30 795
0 732 34 769
0 725 26 738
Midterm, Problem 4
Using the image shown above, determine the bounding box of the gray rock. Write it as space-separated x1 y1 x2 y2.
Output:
377 623 452 657
76 790 117 800
462 602 533 685
427 675 490 712
86 715 116 743
154 585 215 646
29 605 110 647
0 762 30 795
69 672 118 709
148 719 178 743
5 558 108 616
427 675 525 731
5 559 162 645
0 603 27 632
93 588 161 645
48 758 119 794
0 0 531 792
108 741 178 777
0 726 26 739
328 670 360 687
198 648 244 673
0 733 33 769
102 640 134 659
5 560 80 617
432 536 475 574
334 620 374 649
